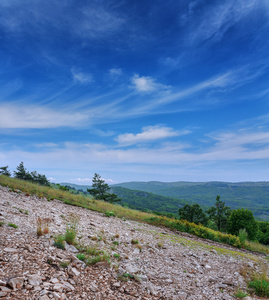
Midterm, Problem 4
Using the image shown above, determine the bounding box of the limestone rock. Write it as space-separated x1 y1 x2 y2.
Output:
67 265 80 277
7 277 24 290
28 274 42 286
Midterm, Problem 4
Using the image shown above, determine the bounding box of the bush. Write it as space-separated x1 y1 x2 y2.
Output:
228 208 258 241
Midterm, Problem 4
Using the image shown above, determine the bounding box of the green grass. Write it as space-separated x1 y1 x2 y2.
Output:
8 223 18 228
234 289 248 298
54 234 65 250
248 273 269 297
76 253 85 261
1 175 268 254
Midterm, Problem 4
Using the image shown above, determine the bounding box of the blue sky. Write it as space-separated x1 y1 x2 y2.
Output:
0 0 269 184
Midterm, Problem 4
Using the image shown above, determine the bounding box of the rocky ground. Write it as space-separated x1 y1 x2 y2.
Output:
0 185 267 300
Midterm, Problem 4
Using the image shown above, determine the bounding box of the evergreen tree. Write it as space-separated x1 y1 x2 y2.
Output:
0 166 11 177
14 162 31 180
178 204 208 225
206 195 231 231
87 173 121 203
14 162 50 186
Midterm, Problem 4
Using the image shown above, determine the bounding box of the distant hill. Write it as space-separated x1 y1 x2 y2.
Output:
113 181 269 220
60 182 188 217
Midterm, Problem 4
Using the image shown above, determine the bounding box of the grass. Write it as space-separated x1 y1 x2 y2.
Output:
76 253 85 261
36 216 51 236
248 270 269 298
234 289 248 298
64 213 79 245
1 175 268 255
8 223 18 228
54 234 65 250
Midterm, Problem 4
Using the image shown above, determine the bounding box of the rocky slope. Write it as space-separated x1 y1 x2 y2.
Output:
0 185 267 299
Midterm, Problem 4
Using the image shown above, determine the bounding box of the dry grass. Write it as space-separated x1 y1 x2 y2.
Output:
36 216 52 236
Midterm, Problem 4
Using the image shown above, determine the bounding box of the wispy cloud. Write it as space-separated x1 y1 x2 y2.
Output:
71 68 93 84
185 0 261 45
131 74 170 93
0 1 125 39
0 104 88 129
116 125 187 146
109 68 122 76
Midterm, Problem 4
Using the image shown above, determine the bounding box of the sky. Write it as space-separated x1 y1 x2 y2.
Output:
0 0 269 184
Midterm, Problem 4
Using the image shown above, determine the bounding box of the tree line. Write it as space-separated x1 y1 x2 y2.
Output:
178 195 269 244
0 162 50 186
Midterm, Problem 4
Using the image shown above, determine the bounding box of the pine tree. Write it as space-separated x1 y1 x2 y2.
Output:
206 195 231 231
87 173 120 203
0 166 11 177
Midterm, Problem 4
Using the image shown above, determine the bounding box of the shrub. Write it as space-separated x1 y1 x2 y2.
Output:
105 211 115 217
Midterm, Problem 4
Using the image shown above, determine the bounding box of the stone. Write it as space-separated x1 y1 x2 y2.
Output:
52 283 64 292
177 291 188 299
90 284 98 292
39 295 50 300
7 277 24 290
28 274 42 286
64 243 78 253
94 261 110 268
67 266 80 277
147 283 156 295
0 280 6 287
62 281 74 291
0 292 7 297
113 282 121 288
0 286 11 292
50 291 61 299
125 264 140 274
3 247 18 253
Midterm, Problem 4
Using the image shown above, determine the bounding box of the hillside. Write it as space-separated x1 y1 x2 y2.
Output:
113 181 269 220
60 183 191 217
0 183 268 299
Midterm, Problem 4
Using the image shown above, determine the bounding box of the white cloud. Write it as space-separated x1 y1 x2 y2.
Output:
71 68 93 84
131 74 170 93
70 177 116 184
0 104 88 128
116 125 184 146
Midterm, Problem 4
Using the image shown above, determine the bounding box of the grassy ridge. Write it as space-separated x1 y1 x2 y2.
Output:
1 175 269 254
